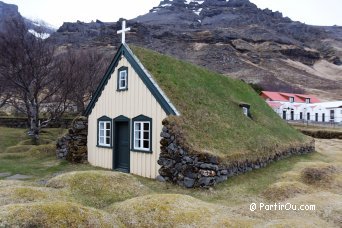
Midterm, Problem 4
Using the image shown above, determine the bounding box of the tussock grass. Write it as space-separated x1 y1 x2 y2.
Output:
109 194 259 227
0 201 119 228
0 186 66 206
301 165 337 185
5 145 34 153
262 181 310 201
47 171 151 208
0 180 25 188
0 127 26 153
132 46 310 163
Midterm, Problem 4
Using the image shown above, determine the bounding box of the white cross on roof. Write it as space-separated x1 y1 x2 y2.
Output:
117 20 131 44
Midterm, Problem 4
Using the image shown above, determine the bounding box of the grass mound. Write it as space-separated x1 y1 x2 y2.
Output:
109 194 259 227
0 186 66 206
300 164 337 185
0 201 119 228
132 46 309 162
5 145 34 153
262 181 310 201
19 138 53 145
46 171 150 208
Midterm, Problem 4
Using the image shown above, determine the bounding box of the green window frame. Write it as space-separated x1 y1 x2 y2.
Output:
97 116 112 148
117 66 128 91
132 115 152 153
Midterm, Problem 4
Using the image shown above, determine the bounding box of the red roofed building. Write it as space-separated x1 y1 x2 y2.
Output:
260 91 320 104
260 91 341 123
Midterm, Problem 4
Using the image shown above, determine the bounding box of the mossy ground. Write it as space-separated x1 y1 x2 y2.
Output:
0 128 340 227
47 171 151 208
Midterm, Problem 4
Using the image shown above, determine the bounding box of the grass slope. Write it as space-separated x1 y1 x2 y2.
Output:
132 46 308 161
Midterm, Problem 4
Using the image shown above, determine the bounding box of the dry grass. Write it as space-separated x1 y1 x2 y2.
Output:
0 201 120 228
289 192 342 226
262 181 310 201
0 186 67 206
109 194 260 227
301 165 337 185
46 171 151 208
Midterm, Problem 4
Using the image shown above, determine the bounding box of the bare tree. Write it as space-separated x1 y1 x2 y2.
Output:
0 75 10 109
59 48 108 113
0 19 64 142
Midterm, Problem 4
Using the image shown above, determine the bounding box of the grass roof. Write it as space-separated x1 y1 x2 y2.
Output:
131 46 310 163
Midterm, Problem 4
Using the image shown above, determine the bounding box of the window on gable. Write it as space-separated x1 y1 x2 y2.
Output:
117 67 128 91
242 107 248 116
289 97 294 103
305 98 310 104
132 115 152 153
239 103 251 118
98 117 111 147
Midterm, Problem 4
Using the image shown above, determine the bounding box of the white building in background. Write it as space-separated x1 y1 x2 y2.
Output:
260 91 342 123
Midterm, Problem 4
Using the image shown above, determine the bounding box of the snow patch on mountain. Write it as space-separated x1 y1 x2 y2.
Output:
28 29 50 39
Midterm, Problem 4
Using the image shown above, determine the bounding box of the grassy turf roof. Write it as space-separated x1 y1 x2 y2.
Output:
131 46 310 163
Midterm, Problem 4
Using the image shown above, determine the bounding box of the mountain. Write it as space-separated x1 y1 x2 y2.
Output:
4 0 342 100
0 1 55 39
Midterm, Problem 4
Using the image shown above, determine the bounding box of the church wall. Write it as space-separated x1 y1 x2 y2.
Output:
87 56 167 178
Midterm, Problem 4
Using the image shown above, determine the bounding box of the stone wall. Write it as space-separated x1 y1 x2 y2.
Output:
0 117 73 128
56 116 88 163
158 119 315 188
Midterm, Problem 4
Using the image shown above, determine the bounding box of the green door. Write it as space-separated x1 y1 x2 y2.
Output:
114 121 130 172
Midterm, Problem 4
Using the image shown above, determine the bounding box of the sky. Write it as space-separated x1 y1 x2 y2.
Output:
3 0 342 28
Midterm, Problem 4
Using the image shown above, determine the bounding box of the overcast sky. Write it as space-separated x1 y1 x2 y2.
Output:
3 0 342 28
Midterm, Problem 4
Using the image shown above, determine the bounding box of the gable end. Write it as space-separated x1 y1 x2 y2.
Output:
84 44 179 116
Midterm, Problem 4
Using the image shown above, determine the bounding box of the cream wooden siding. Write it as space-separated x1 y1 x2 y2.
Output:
87 56 168 178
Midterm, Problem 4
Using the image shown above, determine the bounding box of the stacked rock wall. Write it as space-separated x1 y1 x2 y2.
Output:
158 119 315 188
56 116 88 163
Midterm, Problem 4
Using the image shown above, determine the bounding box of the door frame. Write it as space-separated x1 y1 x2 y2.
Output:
112 115 130 173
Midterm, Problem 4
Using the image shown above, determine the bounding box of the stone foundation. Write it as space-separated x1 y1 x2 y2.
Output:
56 116 88 163
157 119 315 188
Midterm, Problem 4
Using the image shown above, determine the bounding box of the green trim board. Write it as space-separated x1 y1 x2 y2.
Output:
131 114 153 153
84 44 179 116
113 115 130 172
97 115 112 148
117 66 128 91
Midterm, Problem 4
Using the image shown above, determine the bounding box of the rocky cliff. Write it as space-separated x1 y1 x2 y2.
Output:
4 0 342 99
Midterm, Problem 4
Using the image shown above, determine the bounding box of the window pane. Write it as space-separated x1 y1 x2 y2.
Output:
106 137 110 145
135 139 140 148
143 123 149 131
99 130 104 137
143 140 149 149
135 131 140 140
120 80 126 88
143 131 149 140
120 71 126 78
99 137 104 144
106 129 110 137
99 122 104 130
135 123 141 131
106 122 110 129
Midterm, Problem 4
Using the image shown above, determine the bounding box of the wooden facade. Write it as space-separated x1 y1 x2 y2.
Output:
86 45 179 178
